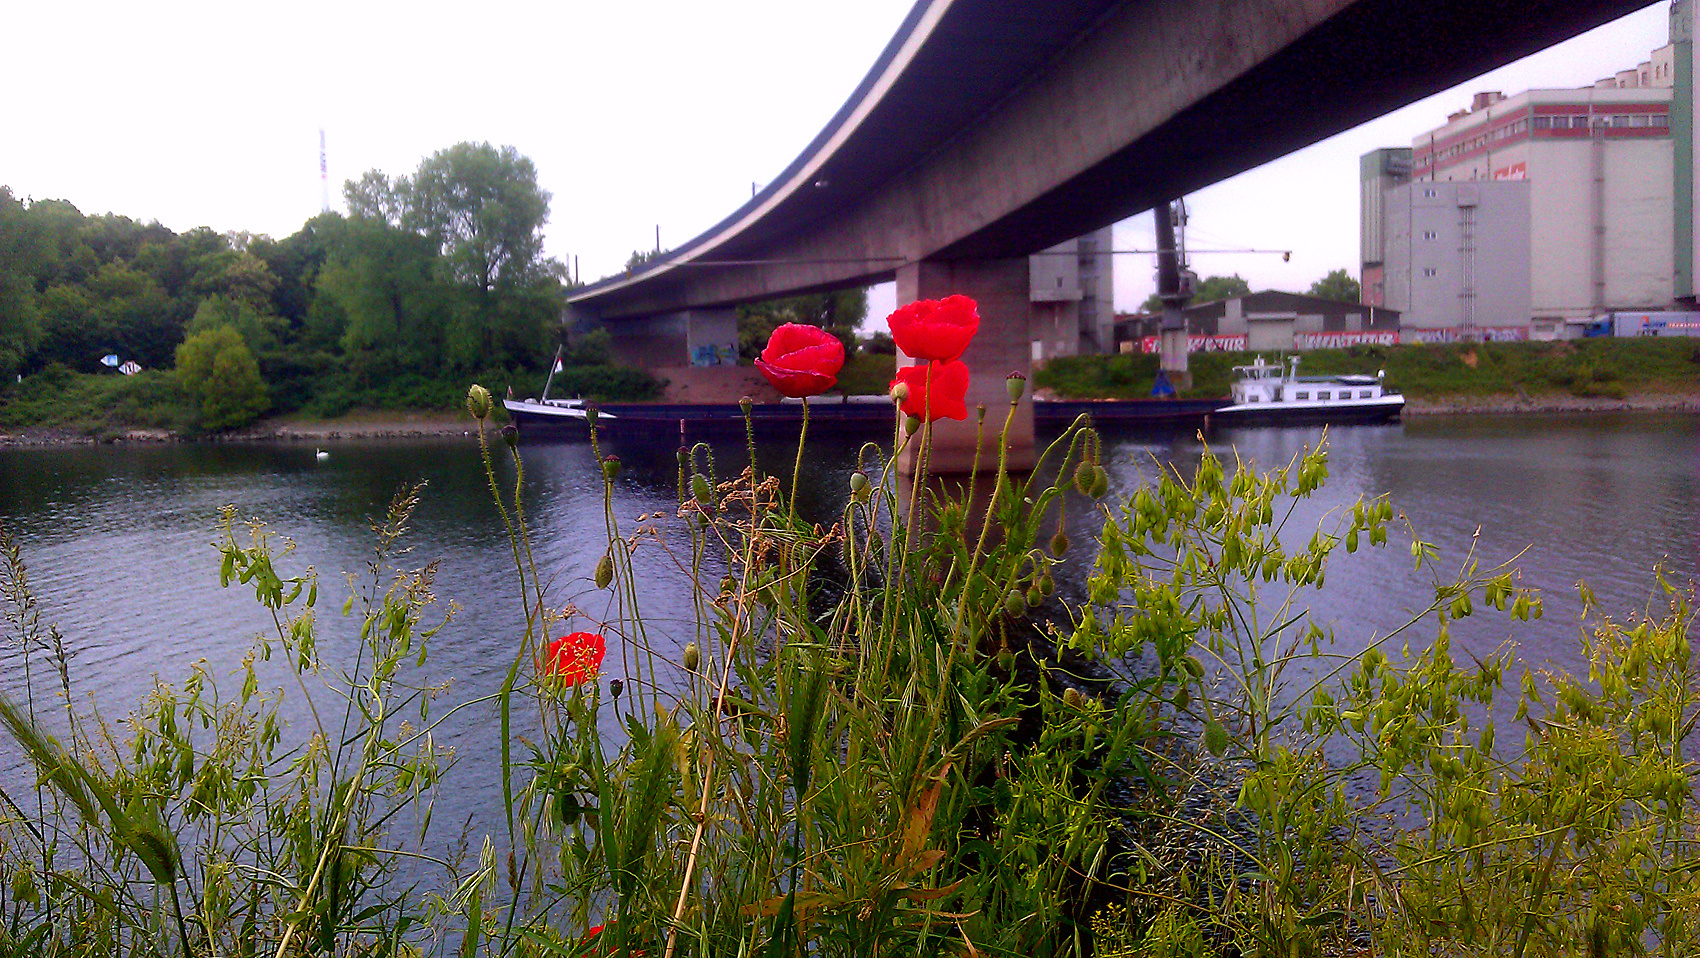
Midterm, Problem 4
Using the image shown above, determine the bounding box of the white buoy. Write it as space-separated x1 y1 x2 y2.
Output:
315 448 329 461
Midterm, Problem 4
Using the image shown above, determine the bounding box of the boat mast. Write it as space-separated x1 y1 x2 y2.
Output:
541 344 563 401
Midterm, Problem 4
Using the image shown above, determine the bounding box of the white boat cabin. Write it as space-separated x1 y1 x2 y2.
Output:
1228 356 1389 406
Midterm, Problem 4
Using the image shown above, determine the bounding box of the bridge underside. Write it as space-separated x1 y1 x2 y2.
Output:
575 0 1655 469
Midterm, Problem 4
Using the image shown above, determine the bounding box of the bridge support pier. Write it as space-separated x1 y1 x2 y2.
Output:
896 257 1035 475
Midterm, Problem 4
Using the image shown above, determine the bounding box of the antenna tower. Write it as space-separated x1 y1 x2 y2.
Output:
319 129 330 212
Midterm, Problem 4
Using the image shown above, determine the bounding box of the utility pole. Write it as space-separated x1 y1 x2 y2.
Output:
1154 198 1193 389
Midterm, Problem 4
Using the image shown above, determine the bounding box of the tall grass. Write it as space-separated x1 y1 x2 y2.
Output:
2 383 1698 956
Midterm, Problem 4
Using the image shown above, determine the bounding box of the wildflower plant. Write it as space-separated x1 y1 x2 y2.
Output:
2 295 1698 958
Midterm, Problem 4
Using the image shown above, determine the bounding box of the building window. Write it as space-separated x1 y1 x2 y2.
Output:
1423 268 1438 277
1423 188 1438 198
1632 114 1650 127
1423 230 1438 240
1653 114 1670 127
1534 116 1552 129
1613 114 1632 127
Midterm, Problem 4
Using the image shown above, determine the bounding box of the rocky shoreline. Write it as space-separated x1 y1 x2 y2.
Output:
4 392 1697 448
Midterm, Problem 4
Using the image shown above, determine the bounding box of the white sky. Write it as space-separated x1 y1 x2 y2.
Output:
1 0 1674 322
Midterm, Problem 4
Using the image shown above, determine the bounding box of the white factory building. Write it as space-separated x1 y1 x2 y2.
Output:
1362 29 1695 340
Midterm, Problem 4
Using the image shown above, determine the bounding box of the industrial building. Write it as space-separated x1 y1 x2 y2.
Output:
1028 226 1115 359
1361 28 1695 338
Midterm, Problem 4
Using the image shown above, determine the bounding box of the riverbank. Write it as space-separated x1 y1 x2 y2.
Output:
0 410 479 447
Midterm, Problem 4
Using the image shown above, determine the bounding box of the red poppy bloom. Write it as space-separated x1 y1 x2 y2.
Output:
754 323 845 398
886 295 979 362
544 632 606 685
890 360 970 422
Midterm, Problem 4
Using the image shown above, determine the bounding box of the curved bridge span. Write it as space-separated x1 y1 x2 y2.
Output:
569 0 1654 468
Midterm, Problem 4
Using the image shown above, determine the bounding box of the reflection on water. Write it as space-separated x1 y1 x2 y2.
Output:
1 413 1695 836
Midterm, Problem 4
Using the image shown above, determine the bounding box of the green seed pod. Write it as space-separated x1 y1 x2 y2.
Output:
682 642 701 672
739 396 753 415
1181 655 1205 679
975 403 988 423
1039 573 1055 597
584 405 599 426
1050 529 1070 557
595 552 613 589
1089 465 1109 499
676 446 689 467
849 470 870 502
1003 590 1025 617
1026 585 1043 608
466 383 493 420
904 415 921 435
601 455 621 479
692 473 713 505
1005 372 1026 403
1063 687 1083 709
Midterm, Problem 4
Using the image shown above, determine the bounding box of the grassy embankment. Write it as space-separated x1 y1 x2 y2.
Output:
1034 336 1700 402
0 363 662 439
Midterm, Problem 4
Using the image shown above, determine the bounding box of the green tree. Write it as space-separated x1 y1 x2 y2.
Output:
174 324 269 429
400 142 553 294
1307 268 1361 303
0 187 47 376
1139 273 1251 312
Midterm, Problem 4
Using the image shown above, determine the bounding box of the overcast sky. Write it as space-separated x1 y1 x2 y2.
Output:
2 0 1674 321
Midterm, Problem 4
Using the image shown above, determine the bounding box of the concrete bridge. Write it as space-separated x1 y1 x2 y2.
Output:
569 0 1654 468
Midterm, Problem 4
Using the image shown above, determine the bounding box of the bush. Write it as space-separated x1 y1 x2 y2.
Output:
174 325 269 430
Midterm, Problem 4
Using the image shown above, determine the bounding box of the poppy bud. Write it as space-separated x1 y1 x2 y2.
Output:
1039 572 1056 597
997 648 1015 672
849 470 870 502
1063 687 1083 709
904 415 921 436
501 424 518 448
682 642 700 672
676 447 689 467
609 678 623 699
466 383 493 420
1050 529 1070 557
1090 465 1109 499
1026 585 1043 608
595 553 613 589
889 381 910 403
1003 590 1024 617
1005 372 1026 403
1074 463 1095 496
692 474 713 506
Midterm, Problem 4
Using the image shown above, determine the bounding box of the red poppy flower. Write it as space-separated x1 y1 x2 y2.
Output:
890 360 970 422
544 632 606 685
886 295 979 362
754 323 845 398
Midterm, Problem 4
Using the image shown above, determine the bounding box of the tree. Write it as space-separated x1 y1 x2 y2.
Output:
1139 273 1252 312
175 325 269 429
1308 268 1361 304
0 187 47 376
403 142 552 294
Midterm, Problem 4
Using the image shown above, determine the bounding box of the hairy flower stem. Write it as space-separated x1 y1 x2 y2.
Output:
789 397 810 526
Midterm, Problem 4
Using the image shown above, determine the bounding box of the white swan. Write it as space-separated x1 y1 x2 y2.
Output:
315 448 329 461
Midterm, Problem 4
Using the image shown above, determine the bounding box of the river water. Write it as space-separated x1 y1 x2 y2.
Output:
1 413 1695 842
